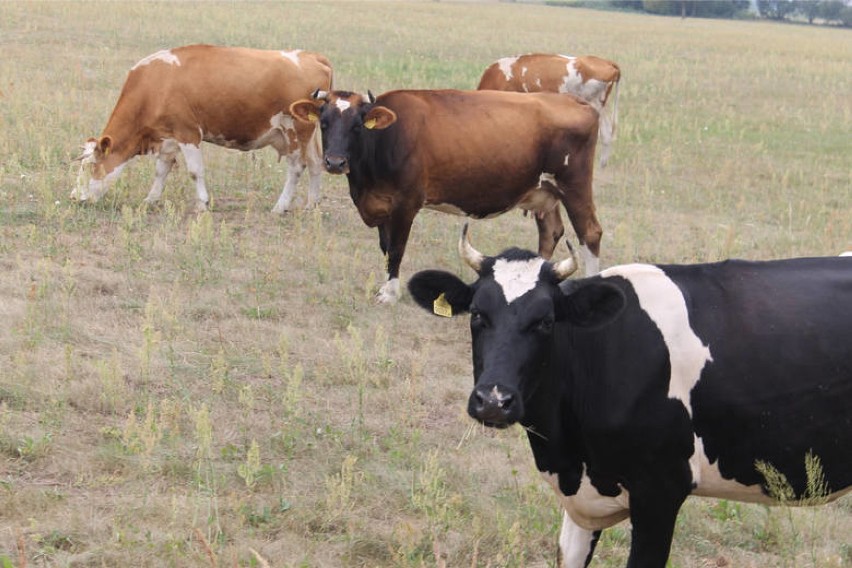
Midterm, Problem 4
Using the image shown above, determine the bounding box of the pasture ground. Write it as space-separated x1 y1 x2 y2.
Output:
1 2 850 567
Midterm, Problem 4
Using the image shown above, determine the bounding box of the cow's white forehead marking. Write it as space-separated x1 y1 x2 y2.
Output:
497 56 519 80
601 264 712 416
280 49 302 66
493 258 545 304
131 49 181 71
334 99 351 111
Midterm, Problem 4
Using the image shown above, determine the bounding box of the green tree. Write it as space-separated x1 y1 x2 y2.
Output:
758 0 797 20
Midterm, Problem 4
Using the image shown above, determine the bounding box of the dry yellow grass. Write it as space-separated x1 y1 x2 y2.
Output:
0 2 850 567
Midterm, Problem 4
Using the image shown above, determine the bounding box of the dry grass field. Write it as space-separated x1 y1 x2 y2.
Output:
1 2 850 567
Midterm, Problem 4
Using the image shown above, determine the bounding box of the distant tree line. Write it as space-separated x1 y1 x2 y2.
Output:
552 1 852 27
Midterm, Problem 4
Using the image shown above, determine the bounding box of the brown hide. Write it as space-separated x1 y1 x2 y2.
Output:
477 53 620 107
292 88 602 302
374 89 598 219
94 44 332 178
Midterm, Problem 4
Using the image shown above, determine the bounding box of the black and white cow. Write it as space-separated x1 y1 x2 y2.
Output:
408 225 852 568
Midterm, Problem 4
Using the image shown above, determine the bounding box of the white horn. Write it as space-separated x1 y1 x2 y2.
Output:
458 223 485 273
312 89 328 100
552 240 579 281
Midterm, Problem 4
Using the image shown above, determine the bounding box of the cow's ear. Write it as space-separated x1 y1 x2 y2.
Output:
290 99 322 124
363 106 397 130
408 270 472 317
97 136 113 157
558 281 625 328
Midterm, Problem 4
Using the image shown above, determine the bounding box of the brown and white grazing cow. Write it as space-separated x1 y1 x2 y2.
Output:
478 54 621 167
72 45 333 213
290 89 602 303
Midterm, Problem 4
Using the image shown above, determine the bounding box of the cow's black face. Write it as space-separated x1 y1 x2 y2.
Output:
467 278 559 427
316 92 368 174
408 247 565 428
408 233 626 431
295 90 397 175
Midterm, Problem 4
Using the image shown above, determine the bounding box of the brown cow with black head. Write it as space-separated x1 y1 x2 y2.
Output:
290 88 603 303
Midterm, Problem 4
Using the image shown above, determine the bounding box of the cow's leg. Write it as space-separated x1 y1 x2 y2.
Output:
144 139 179 205
375 209 417 304
625 468 691 568
534 208 565 260
178 142 210 212
559 188 602 276
272 152 305 214
556 510 601 568
303 123 324 209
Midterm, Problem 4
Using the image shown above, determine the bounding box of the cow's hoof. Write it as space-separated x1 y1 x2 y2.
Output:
375 279 401 304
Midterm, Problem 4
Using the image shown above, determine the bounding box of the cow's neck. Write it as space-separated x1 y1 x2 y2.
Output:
521 337 587 495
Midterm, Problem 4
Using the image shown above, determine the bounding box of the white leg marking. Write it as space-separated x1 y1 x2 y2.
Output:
145 139 179 204
272 153 304 214
305 122 324 208
599 264 713 416
178 143 209 211
579 244 599 276
558 510 596 568
376 278 401 304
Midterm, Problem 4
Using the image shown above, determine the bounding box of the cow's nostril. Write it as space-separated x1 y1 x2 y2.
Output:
497 393 514 409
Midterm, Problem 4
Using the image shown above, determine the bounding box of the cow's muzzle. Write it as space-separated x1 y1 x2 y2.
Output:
323 154 349 175
468 385 520 428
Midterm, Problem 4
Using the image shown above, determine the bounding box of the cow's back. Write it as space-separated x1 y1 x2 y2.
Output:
113 45 332 145
379 89 597 154
479 54 618 102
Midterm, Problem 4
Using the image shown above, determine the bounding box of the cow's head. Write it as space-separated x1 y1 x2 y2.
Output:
71 135 125 202
290 90 397 175
408 225 624 428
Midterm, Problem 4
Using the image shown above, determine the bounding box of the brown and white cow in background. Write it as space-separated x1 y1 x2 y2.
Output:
478 54 621 167
72 45 333 213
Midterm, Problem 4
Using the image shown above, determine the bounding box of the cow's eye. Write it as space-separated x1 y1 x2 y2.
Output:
533 318 554 334
320 120 328 130
470 309 488 329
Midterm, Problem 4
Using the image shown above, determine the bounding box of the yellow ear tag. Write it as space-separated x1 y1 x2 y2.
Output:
364 118 377 129
308 113 318 123
103 147 110 157
433 293 453 318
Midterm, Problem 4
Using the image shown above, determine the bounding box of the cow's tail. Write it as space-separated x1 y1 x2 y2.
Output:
598 76 620 168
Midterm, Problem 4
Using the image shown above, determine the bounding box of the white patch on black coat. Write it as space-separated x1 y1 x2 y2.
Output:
493 258 545 303
601 263 713 485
